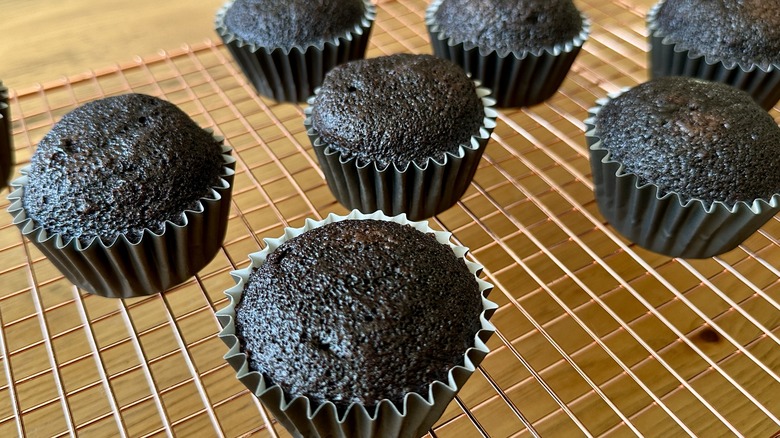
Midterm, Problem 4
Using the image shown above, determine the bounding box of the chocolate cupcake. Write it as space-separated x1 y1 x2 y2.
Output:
216 210 496 438
304 54 497 220
0 81 13 189
648 0 780 110
7 94 236 298
586 77 780 258
427 0 590 107
215 0 375 103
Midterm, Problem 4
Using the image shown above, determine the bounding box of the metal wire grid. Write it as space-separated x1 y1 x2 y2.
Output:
0 0 778 436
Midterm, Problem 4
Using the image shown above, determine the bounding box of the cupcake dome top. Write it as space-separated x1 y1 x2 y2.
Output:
595 77 780 206
234 219 483 410
223 0 366 50
23 93 224 243
311 53 484 168
655 0 780 68
433 0 583 54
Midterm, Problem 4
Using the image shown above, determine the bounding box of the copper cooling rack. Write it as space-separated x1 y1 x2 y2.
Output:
1 0 779 436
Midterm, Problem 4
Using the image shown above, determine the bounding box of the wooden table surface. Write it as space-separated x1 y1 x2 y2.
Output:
1 0 779 437
0 0 223 88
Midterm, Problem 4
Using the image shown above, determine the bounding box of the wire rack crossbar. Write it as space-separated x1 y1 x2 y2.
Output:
0 0 778 437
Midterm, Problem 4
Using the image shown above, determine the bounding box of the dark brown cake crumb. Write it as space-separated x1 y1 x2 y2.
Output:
234 219 482 411
433 0 583 54
596 77 780 205
311 53 484 169
23 93 224 244
656 0 780 68
223 0 366 50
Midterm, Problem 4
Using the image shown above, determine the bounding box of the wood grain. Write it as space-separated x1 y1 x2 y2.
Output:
0 0 223 88
0 0 778 436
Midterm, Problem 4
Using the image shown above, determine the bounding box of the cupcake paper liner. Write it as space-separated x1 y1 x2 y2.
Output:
647 1 780 110
0 82 13 189
586 92 780 259
216 210 497 438
304 86 497 221
215 0 375 103
7 141 236 298
426 0 590 108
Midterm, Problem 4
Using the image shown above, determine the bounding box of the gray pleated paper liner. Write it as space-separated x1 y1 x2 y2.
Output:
216 210 497 438
7 142 236 299
586 95 780 259
426 0 590 108
304 86 497 221
647 1 780 111
215 0 375 103
0 82 13 189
